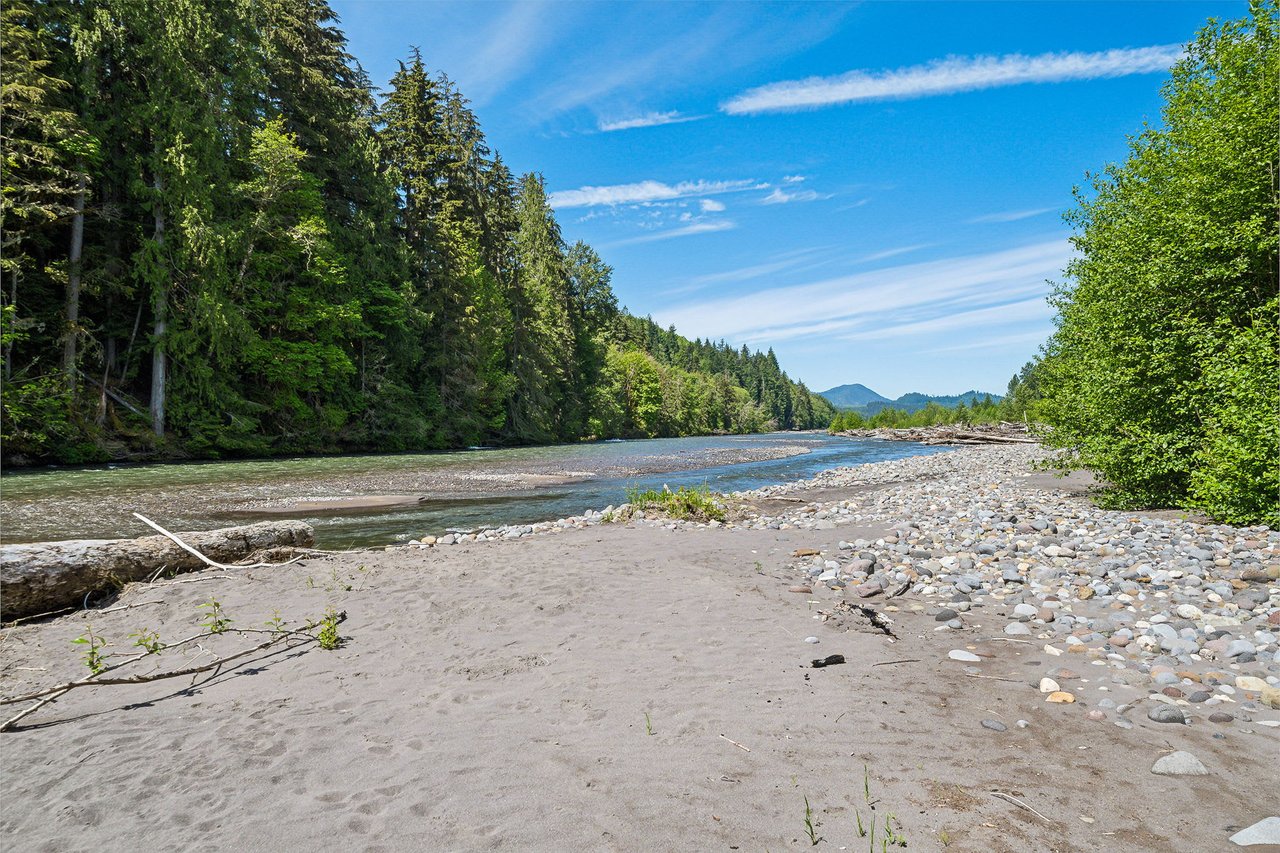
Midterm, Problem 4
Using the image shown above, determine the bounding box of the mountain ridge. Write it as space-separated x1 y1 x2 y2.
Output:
819 384 1001 414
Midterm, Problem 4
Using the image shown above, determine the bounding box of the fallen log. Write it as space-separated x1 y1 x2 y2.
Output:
0 521 314 622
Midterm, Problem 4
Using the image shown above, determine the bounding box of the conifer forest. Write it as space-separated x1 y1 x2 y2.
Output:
1 0 836 464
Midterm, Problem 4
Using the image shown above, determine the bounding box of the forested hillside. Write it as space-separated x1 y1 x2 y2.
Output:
0 0 834 464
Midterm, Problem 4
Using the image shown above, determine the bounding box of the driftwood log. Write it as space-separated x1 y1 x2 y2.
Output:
0 521 314 622
836 421 1037 446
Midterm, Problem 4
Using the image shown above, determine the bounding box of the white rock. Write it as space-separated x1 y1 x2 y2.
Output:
1039 678 1061 693
1175 604 1203 620
1151 751 1209 776
948 650 981 662
804 636 820 644
1229 817 1280 847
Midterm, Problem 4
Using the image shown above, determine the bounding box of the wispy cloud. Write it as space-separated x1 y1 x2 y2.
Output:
721 45 1185 114
760 187 830 205
687 249 828 286
858 244 932 263
612 220 737 246
842 296 1051 342
700 199 726 213
598 111 702 132
462 1 561 105
924 327 1052 354
550 178 763 208
967 207 1058 224
651 240 1072 346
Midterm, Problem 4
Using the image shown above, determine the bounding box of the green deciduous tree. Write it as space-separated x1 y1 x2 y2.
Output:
1038 2 1278 523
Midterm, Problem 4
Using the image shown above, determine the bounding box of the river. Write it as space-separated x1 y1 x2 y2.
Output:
0 433 950 548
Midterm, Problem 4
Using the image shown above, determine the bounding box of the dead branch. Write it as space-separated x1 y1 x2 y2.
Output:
96 600 164 614
131 513 307 571
0 614 345 732
989 790 1053 824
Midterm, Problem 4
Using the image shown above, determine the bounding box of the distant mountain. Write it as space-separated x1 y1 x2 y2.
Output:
819 385 1000 414
818 383 892 409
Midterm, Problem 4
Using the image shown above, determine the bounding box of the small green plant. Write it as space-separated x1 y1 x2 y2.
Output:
803 795 819 846
864 764 871 803
199 598 233 634
265 611 286 635
130 628 165 654
624 483 725 522
72 625 107 674
883 813 906 848
754 560 764 574
316 607 342 650
644 712 653 736
854 808 866 838
601 510 615 524
939 829 951 847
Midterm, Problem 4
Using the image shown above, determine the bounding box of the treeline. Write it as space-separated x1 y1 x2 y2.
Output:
0 0 834 464
1037 6 1277 525
829 394 1002 432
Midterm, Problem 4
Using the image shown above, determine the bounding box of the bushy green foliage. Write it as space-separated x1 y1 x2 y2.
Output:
625 484 725 522
1038 4 1278 523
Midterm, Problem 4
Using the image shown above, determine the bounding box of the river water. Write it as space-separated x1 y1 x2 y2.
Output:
0 433 949 548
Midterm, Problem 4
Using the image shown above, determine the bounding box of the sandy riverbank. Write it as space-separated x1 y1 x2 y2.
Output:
1 447 1277 851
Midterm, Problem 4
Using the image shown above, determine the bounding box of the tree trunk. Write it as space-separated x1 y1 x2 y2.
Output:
63 169 87 390
149 171 167 438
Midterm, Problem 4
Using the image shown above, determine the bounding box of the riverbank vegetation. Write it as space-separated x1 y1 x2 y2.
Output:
1036 4 1278 526
0 1 834 466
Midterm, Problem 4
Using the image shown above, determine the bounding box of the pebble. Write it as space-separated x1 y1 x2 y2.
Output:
1046 691 1075 704
1150 751 1210 776
725 446 1277 749
1039 677 1061 693
981 719 1007 732
1147 705 1187 724
948 650 981 662
804 636 820 644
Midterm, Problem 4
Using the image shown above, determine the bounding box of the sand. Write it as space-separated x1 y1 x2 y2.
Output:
1 477 1274 851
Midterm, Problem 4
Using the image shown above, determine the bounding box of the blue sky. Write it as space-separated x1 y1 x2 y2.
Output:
332 0 1244 398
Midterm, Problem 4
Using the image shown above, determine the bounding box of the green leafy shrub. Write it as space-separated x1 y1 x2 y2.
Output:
625 483 725 522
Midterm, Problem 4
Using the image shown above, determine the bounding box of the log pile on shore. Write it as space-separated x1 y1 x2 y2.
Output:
835 421 1038 445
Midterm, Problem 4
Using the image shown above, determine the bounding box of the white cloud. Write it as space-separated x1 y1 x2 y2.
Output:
612 220 737 245
760 187 830 205
651 239 1072 346
783 175 806 183
699 198 726 212
842 296 1052 342
858 244 931 263
550 178 763 208
598 111 702 132
967 207 1058 224
924 327 1053 354
462 1 560 105
721 44 1185 114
